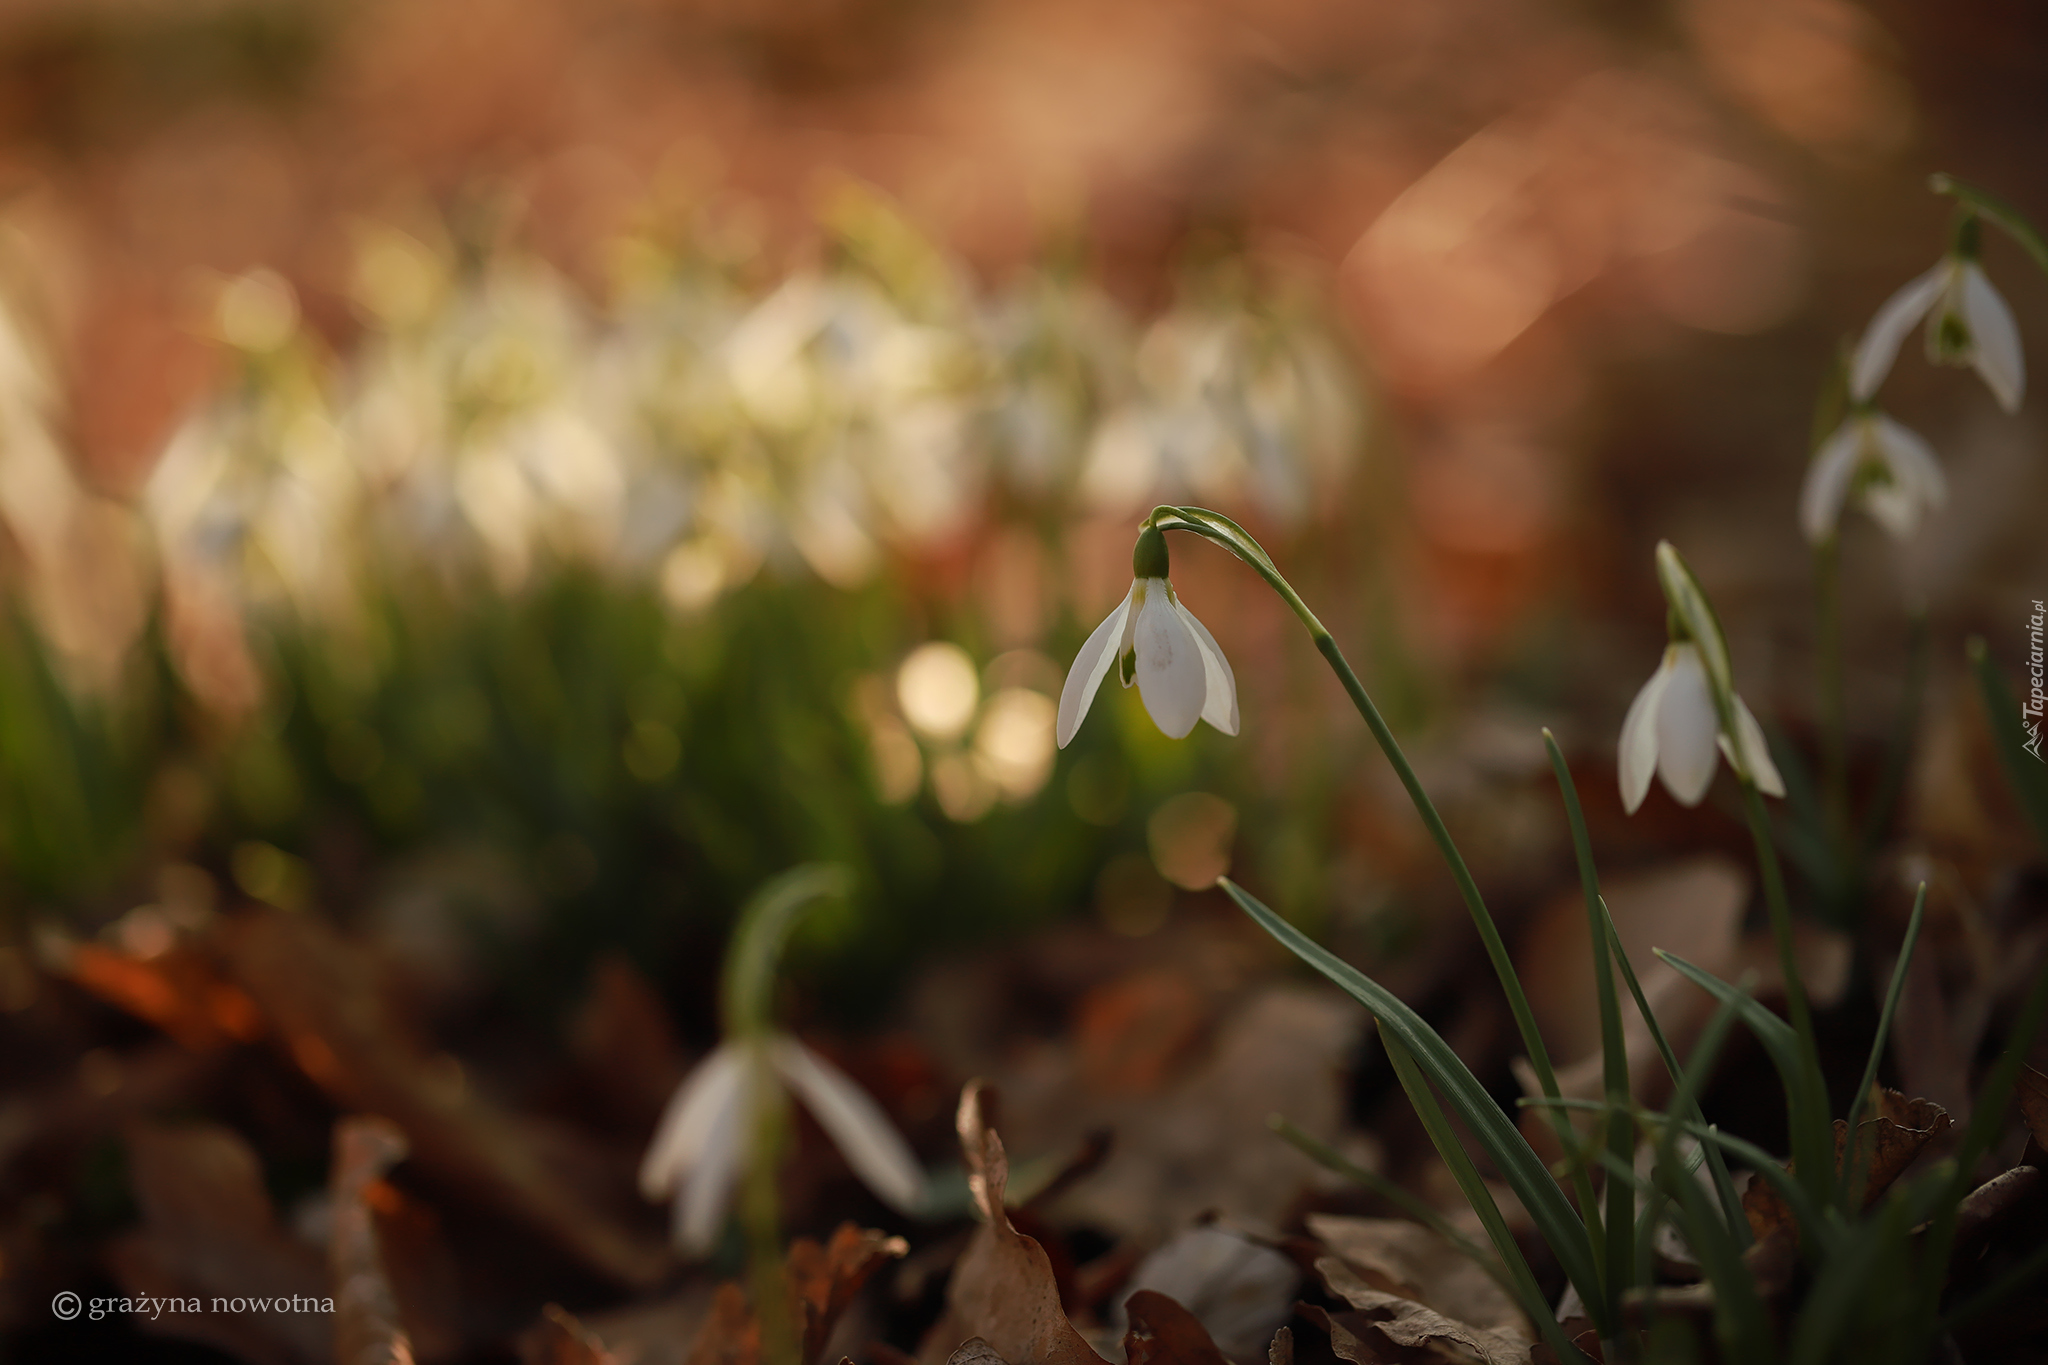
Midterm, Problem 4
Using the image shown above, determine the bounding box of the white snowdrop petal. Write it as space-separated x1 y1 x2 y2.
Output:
677 1068 749 1254
1056 586 1134 748
1961 264 2025 413
1861 483 1922 540
1798 421 1864 546
1655 646 1720 807
771 1039 926 1213
1727 695 1785 797
1850 263 1949 400
1132 580 1207 739
1176 599 1239 736
1870 415 1946 507
639 1042 746 1200
1618 656 1672 815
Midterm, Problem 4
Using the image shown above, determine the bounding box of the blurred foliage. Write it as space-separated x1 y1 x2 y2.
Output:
0 185 1370 1027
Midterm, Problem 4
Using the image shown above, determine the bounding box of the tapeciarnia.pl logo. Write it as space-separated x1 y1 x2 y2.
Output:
2026 599 2045 762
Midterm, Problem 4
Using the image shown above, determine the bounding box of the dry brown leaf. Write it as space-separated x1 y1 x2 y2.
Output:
1307 1213 1532 1345
332 1116 417 1365
1952 1165 2044 1255
1073 967 1210 1095
105 1121 330 1365
789 1223 912 1362
660 1224 905 1365
523 1304 624 1365
687 1284 758 1365
1297 1304 1432 1364
1742 1088 1952 1240
922 1082 1111 1365
2015 1065 2048 1157
1045 986 1366 1242
65 939 264 1052
1312 1257 1530 1365
220 907 667 1288
1121 1291 1230 1365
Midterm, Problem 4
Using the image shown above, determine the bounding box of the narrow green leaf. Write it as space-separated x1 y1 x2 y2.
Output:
1966 636 2048 850
1544 729 1633 1314
1268 1114 1501 1273
1659 948 1833 1210
1379 1032 1587 1363
1219 876 1608 1331
1600 907 1747 1242
1838 884 1926 1207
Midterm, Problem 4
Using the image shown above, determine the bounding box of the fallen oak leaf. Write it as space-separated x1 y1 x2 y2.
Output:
671 1225 907 1365
1121 1290 1230 1365
1311 1257 1531 1365
788 1223 911 1362
1306 1213 1532 1345
686 1284 757 1365
1743 1088 1953 1239
2015 1065 2048 1164
922 1082 1110 1365
1296 1304 1431 1364
946 1341 1012 1365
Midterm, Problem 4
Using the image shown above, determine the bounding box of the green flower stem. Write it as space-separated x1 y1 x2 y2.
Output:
1143 507 1600 1267
1860 611 1928 867
1931 174 2048 280
719 865 849 1365
742 1048 799 1365
1736 774 1834 1210
1814 537 1850 861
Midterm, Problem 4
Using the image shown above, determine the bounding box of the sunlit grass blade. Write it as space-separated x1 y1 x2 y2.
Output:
1658 948 1834 1211
1218 875 1608 1344
1543 729 1633 1316
1838 884 1926 1207
1966 637 2048 850
1600 908 1746 1242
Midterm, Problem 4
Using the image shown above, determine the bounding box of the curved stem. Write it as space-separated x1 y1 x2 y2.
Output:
1931 174 2048 280
1145 507 1599 1245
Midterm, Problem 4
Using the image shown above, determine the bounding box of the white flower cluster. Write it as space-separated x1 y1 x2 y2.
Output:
1800 222 2025 545
142 208 1361 640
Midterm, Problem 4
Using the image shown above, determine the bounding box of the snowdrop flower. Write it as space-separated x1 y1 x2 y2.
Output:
1618 543 1785 813
1798 409 1947 544
1850 222 2023 413
639 1035 926 1254
1057 524 1238 747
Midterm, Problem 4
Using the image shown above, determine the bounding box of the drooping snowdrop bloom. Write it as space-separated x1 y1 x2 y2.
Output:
1057 525 1238 747
1798 409 1947 544
1850 225 2024 413
639 1035 926 1254
1618 542 1786 814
